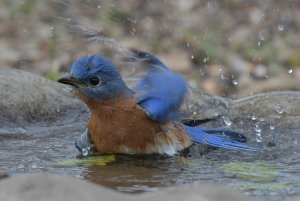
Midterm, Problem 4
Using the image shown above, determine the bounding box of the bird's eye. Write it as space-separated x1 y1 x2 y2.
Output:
89 76 100 86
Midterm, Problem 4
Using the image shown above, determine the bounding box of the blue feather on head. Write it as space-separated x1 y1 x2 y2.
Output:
68 55 132 100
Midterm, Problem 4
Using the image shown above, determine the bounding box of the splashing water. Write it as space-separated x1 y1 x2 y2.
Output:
255 122 262 143
277 24 284 31
269 124 277 145
276 105 283 114
222 116 232 126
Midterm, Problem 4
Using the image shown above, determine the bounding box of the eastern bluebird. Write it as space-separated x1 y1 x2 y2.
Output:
58 49 262 156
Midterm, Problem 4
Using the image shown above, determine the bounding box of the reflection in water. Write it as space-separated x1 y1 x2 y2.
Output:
82 155 173 192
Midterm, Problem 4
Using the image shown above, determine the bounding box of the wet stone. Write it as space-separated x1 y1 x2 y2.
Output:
228 91 300 131
0 173 259 201
0 69 89 130
0 171 8 180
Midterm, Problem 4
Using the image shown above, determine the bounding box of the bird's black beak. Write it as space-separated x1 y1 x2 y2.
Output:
57 75 80 88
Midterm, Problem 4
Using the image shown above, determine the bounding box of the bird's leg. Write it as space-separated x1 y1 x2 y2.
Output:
75 128 95 156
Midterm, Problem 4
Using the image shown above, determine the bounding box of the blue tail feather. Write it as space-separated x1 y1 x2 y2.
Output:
200 128 247 143
185 126 263 152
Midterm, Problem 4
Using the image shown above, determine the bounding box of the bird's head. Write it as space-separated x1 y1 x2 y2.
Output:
58 55 131 100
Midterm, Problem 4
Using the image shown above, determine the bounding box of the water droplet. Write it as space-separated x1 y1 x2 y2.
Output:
255 131 262 143
81 148 89 156
76 175 83 179
18 164 24 169
270 124 277 144
251 116 257 120
288 69 293 74
222 116 232 126
276 105 283 114
213 112 219 117
193 111 197 115
220 74 226 80
203 57 209 63
277 24 284 31
254 123 262 143
259 34 265 41
232 80 238 85
224 102 230 108
31 164 38 169
200 69 205 76
255 126 262 133
191 55 194 59
130 28 136 36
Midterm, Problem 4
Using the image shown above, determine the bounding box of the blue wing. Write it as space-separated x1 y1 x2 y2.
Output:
185 126 263 152
130 50 188 122
125 49 263 152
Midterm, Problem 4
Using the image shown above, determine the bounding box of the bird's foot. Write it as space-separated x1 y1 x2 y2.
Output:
75 128 95 156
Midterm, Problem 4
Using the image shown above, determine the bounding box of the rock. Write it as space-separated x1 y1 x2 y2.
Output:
229 91 300 130
183 90 300 138
0 69 88 129
288 197 300 201
0 172 8 180
182 89 231 122
0 173 259 201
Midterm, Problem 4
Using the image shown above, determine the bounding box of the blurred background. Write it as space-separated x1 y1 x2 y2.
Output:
0 0 299 98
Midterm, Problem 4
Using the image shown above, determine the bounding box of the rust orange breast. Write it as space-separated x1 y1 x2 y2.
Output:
81 97 192 154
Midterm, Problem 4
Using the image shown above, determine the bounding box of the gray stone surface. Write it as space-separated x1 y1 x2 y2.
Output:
0 173 259 201
0 172 7 180
185 90 300 131
0 69 88 129
229 91 300 130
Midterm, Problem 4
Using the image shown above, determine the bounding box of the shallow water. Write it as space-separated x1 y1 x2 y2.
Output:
1 120 299 201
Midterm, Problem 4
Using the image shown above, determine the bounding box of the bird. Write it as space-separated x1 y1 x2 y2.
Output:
58 49 262 156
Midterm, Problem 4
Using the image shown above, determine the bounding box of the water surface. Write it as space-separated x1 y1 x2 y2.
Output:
1 120 299 201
